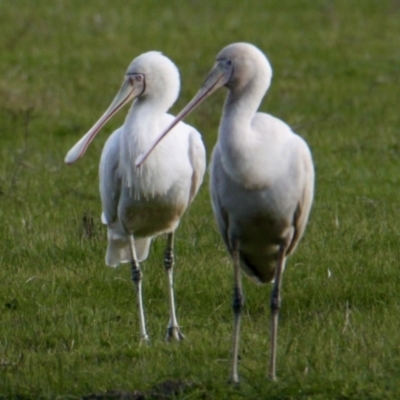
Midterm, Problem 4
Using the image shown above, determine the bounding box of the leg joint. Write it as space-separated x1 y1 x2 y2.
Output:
270 291 281 313
164 249 174 270
131 264 142 283
232 286 244 314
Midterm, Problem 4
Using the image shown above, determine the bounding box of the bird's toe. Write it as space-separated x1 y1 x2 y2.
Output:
165 326 185 342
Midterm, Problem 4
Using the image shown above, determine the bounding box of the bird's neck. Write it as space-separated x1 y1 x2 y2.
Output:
217 85 267 187
219 84 263 152
124 99 166 150
119 100 167 190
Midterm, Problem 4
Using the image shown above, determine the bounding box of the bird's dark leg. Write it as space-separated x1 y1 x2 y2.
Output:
164 232 184 341
229 239 244 384
129 234 149 342
268 245 286 381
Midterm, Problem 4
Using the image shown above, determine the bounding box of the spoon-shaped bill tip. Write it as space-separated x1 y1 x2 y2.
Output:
135 128 170 167
135 152 147 167
64 134 91 164
64 76 144 166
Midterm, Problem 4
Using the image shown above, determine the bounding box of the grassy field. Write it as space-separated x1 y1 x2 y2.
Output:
1 0 400 398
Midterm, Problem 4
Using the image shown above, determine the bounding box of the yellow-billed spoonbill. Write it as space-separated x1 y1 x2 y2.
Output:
137 43 314 381
65 51 206 342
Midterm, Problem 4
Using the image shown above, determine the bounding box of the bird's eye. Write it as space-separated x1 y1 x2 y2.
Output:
226 60 232 66
135 74 144 82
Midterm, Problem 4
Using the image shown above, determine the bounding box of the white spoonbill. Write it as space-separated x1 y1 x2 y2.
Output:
65 51 206 342
136 43 314 381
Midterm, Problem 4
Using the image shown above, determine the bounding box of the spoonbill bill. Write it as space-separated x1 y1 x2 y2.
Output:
136 43 314 381
65 51 206 342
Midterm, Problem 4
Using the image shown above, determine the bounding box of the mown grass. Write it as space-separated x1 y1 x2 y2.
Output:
1 0 400 398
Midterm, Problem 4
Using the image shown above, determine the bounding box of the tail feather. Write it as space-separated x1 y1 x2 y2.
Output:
134 238 151 262
105 238 131 267
240 253 276 284
105 237 152 266
104 220 152 266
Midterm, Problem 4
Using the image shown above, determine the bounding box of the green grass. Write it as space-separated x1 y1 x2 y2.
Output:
1 0 400 398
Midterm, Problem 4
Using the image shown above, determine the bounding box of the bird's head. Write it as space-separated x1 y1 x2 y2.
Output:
64 52 180 165
214 43 272 93
126 51 180 108
135 43 272 167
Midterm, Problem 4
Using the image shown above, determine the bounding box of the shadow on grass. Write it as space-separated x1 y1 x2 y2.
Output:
82 380 196 400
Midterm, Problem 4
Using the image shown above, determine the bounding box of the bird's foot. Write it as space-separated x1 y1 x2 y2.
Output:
268 372 277 381
139 334 150 346
228 375 240 387
165 326 185 342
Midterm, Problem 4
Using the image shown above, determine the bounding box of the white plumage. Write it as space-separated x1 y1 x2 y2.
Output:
137 43 314 381
65 51 206 341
